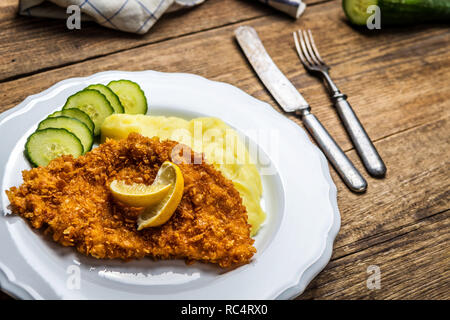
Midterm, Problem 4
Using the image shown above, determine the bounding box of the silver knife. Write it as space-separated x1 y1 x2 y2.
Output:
235 26 367 192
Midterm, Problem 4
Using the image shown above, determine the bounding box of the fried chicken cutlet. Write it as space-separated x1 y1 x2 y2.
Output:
6 133 256 267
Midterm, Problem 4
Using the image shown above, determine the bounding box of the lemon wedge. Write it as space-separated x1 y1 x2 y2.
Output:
110 179 172 208
136 161 184 230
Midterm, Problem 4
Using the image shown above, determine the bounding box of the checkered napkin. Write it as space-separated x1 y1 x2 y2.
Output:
19 0 306 34
18 0 206 34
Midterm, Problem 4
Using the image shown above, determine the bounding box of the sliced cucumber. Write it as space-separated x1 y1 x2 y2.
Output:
38 116 93 154
62 89 114 136
49 109 95 134
25 128 83 167
107 80 148 115
86 84 124 114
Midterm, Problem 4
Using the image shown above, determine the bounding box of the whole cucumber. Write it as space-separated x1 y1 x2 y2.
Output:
343 0 450 26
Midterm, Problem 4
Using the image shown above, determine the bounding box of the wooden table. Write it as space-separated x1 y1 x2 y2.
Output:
0 0 449 300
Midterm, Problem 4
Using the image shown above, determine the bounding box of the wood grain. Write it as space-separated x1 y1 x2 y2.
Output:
299 208 449 299
0 0 448 300
300 117 450 299
0 0 332 82
0 0 273 81
330 117 450 256
0 0 18 22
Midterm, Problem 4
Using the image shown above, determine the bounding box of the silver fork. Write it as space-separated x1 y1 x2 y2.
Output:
293 30 386 177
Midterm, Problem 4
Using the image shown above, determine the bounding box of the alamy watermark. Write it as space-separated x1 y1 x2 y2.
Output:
366 5 381 30
366 265 381 290
66 5 81 30
66 264 81 290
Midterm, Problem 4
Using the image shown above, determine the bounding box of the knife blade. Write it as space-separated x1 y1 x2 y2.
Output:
235 26 367 192
235 26 309 113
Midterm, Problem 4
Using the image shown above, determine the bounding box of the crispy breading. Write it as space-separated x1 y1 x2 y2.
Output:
6 133 256 267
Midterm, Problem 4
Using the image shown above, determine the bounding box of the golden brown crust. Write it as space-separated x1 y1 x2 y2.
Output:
6 133 255 267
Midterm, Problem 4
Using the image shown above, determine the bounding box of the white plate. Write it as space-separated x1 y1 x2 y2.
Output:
0 70 340 300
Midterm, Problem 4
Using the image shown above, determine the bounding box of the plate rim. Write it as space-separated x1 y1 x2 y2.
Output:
0 70 340 300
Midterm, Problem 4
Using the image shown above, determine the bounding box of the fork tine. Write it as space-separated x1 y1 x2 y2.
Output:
307 30 325 65
302 30 321 66
293 31 309 68
298 30 315 66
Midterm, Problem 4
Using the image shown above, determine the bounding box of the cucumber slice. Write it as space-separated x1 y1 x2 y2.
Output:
38 116 93 154
63 89 114 136
107 80 148 114
49 109 95 134
25 128 83 167
86 84 124 113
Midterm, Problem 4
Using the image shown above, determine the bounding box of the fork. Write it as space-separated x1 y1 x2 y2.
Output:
293 30 386 177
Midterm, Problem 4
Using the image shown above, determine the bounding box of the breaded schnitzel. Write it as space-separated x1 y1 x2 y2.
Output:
6 133 256 267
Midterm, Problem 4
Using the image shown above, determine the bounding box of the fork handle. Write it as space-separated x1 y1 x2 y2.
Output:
334 95 386 177
300 110 367 193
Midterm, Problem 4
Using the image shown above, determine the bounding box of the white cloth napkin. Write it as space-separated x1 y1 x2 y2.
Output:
19 0 306 34
19 0 206 34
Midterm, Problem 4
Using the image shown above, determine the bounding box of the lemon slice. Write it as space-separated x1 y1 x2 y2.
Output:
136 161 184 230
110 179 172 208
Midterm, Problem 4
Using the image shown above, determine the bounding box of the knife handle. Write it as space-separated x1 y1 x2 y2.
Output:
334 95 386 177
300 111 367 193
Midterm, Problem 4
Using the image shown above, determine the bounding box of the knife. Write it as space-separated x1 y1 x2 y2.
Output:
235 26 367 193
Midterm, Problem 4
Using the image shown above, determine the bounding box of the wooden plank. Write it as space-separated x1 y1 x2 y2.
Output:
0 0 272 81
299 116 450 298
299 209 449 299
330 116 450 255
0 0 17 22
0 0 331 81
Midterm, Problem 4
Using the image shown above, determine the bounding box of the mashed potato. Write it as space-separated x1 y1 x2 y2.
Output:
101 114 266 235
